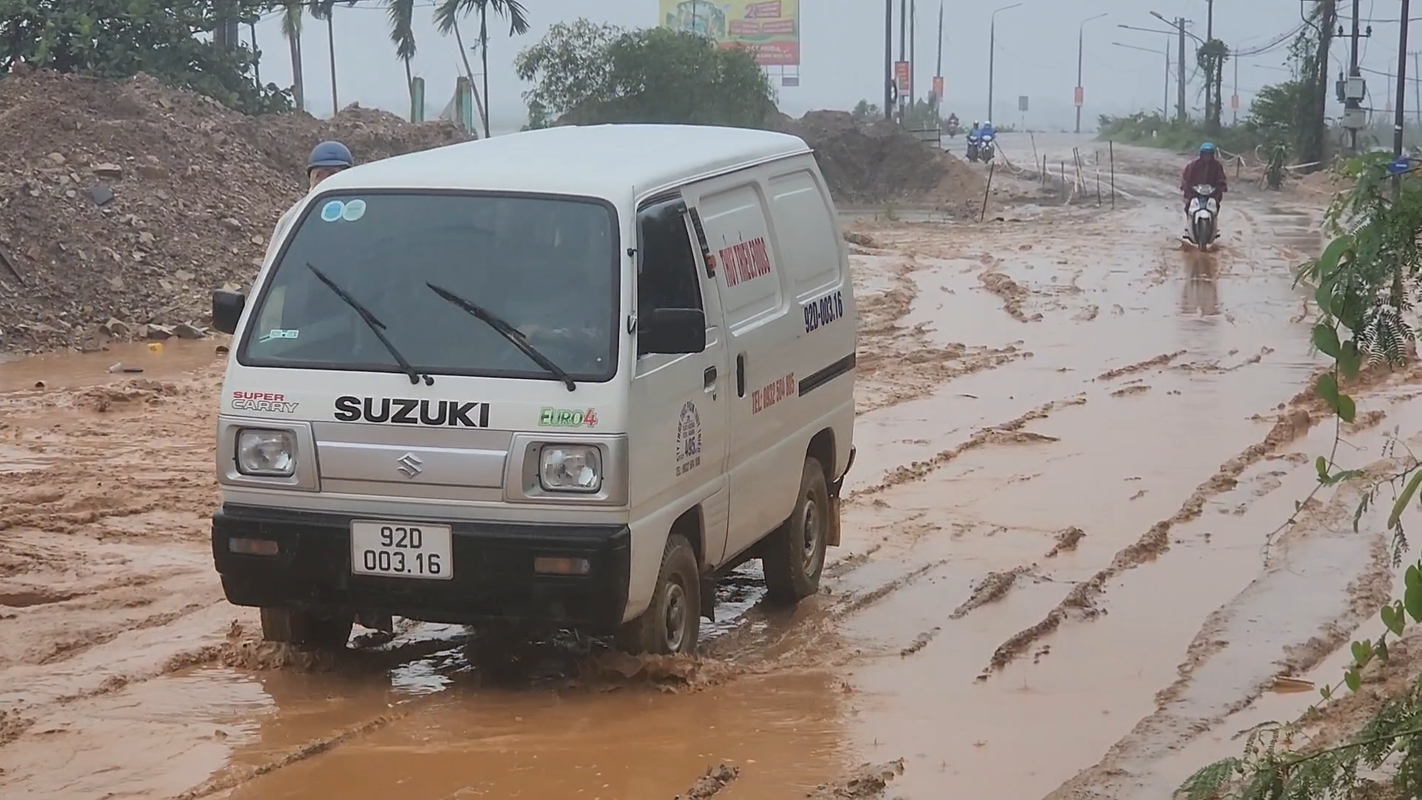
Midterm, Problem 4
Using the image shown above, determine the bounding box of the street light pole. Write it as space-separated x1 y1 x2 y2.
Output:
1394 0 1411 201
884 0 893 119
1076 13 1107 134
988 3 1022 124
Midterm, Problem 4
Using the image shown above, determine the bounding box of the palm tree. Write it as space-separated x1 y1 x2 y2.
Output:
280 2 306 112
307 0 355 116
385 0 418 105
434 0 530 137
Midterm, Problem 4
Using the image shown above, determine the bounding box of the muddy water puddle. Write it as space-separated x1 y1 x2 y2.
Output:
0 339 221 392
209 667 843 799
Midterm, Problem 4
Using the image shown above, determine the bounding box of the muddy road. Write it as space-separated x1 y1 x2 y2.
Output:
2 134 1416 799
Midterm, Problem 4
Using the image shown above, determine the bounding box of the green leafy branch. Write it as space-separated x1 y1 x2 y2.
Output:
1178 152 1422 799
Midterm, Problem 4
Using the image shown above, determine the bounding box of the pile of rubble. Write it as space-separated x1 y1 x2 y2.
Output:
774 110 986 213
0 69 470 354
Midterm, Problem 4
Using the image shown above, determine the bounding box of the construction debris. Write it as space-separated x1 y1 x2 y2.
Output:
0 71 469 354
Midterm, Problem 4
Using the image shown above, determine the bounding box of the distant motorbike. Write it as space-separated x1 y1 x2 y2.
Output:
977 133 996 163
946 119 961 138
1182 183 1221 251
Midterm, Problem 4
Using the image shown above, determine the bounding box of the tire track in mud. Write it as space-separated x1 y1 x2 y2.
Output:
983 365 1411 675
848 396 1085 500
1042 464 1399 800
173 713 408 800
849 233 1030 414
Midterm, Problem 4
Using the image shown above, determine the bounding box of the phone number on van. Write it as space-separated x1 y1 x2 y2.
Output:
803 290 844 333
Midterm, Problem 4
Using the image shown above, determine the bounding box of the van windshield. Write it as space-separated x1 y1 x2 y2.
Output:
239 192 619 382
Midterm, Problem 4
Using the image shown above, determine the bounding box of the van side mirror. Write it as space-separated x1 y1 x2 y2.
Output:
642 308 705 355
212 289 246 335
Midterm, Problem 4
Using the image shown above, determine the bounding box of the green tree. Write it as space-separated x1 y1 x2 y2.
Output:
515 20 775 129
0 0 290 113
514 19 620 129
1197 39 1229 132
1245 80 1306 146
279 1 306 112
435 0 530 138
384 0 417 106
306 0 356 115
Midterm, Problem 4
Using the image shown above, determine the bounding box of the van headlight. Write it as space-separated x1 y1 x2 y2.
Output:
236 429 296 477
539 445 602 492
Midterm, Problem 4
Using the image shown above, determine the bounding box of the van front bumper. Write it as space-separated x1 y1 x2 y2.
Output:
211 504 631 632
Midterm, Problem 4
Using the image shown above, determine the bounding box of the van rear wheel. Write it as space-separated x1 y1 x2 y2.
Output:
762 457 830 605
260 607 353 650
616 534 700 655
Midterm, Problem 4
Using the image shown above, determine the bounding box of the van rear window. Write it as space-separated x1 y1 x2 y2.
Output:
239 191 619 383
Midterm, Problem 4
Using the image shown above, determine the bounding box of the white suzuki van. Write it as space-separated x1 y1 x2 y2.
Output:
209 124 857 654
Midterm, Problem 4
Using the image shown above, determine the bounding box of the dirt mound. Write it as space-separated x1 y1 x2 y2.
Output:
774 110 985 212
0 70 470 354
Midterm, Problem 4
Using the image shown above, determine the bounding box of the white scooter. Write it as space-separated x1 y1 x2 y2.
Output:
978 132 996 163
1181 183 1221 251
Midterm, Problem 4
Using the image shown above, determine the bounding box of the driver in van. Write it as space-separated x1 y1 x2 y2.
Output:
1180 142 1227 234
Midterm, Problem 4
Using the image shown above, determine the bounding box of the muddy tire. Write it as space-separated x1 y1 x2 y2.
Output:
259 607 353 650
615 534 700 655
762 457 830 605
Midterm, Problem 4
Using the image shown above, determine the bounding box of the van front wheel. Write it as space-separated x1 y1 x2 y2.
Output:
763 457 830 604
259 607 353 650
616 534 701 655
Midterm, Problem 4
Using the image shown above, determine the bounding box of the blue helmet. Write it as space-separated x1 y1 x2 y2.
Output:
307 140 354 172
1199 142 1217 155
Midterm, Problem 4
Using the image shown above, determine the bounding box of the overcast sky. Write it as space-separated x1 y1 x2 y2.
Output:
250 0 1419 131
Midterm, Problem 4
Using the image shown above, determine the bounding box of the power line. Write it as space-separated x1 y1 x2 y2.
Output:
1360 64 1422 84
1234 24 1306 57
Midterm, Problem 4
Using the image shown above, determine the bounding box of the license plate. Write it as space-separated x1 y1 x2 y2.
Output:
350 521 453 580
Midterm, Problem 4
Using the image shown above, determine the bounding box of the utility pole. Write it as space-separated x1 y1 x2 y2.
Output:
899 0 907 118
1205 0 1214 124
1176 18 1187 123
1165 48 1171 119
1074 14 1106 134
1348 0 1362 152
910 0 916 107
884 0 893 120
1076 29 1085 133
1232 49 1238 124
934 1 944 112
1394 0 1411 200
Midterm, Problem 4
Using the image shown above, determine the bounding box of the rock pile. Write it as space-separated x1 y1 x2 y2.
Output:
774 110 986 213
0 70 469 354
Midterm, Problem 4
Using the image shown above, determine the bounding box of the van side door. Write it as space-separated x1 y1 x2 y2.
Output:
627 195 731 579
689 177 802 559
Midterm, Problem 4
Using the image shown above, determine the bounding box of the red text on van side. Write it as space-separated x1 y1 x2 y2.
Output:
718 236 772 288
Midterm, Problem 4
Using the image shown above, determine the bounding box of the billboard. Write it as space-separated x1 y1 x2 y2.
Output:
659 0 801 67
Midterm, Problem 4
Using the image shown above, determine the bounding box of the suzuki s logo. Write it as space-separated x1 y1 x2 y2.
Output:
396 453 424 478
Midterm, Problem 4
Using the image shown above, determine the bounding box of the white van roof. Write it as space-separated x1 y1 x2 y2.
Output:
319 124 813 201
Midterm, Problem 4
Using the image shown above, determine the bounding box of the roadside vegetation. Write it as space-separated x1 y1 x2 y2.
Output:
0 0 290 113
515 19 774 130
1176 152 1422 800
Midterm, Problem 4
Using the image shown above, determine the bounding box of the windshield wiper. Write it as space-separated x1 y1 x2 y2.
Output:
305 262 432 386
425 282 576 392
